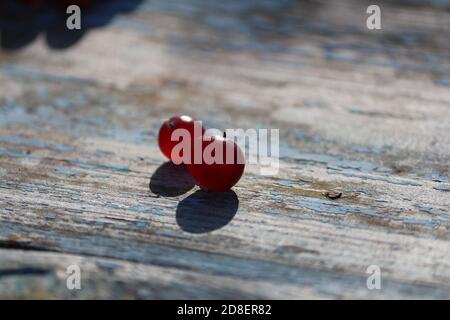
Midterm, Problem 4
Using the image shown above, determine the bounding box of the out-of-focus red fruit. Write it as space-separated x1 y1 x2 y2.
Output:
158 115 204 164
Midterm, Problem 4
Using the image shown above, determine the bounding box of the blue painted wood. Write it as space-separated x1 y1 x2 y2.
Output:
0 0 449 299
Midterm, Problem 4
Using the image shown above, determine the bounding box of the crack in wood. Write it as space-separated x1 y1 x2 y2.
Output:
0 267 52 278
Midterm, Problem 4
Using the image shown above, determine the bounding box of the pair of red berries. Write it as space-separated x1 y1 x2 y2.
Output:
158 115 245 192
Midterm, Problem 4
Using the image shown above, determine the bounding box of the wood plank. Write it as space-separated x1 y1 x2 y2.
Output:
0 0 449 299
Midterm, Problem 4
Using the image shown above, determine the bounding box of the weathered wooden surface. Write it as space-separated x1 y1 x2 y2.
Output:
0 0 449 299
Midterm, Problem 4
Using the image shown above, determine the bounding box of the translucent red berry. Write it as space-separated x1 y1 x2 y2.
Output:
158 115 204 164
187 135 245 191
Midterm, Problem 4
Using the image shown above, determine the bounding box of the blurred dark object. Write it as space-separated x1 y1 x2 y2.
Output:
0 0 143 50
19 0 93 9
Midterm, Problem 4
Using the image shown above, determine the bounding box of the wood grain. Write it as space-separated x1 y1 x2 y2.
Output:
0 0 449 299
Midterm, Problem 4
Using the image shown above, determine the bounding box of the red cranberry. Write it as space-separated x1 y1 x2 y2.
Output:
158 115 204 164
187 135 245 191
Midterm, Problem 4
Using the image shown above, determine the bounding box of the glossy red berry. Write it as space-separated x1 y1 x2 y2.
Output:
158 115 204 163
187 135 245 191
